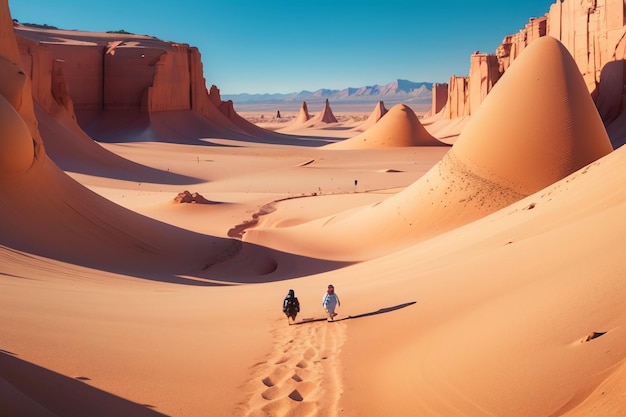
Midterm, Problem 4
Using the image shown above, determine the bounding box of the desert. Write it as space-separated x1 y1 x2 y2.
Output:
2 1 626 417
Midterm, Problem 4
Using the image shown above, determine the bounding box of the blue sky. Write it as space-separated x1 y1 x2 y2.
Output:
9 0 555 94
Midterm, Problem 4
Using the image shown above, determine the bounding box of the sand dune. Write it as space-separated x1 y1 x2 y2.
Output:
451 36 612 195
245 36 612 261
339 142 626 416
325 103 445 149
2 1 626 416
0 150 235 276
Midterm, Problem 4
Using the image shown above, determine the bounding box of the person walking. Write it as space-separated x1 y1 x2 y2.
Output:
283 289 300 323
322 284 340 321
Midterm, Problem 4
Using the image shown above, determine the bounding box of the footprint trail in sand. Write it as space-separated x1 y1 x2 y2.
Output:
236 318 346 417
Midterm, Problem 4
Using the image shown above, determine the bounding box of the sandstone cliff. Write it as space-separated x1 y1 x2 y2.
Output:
12 24 288 144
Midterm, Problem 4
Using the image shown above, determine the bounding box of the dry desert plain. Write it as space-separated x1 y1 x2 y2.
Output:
2 3 626 417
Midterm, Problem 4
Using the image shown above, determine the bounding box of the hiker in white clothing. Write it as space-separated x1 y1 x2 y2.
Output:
322 284 340 321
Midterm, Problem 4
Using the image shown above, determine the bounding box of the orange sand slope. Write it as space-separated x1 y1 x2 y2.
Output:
2 0 626 415
245 37 613 261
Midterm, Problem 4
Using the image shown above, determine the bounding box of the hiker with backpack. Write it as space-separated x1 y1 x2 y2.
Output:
322 284 340 321
283 289 300 323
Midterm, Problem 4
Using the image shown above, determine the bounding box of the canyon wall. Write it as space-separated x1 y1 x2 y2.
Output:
146 44 191 111
430 82 448 116
443 76 469 119
13 26 227 124
439 0 626 126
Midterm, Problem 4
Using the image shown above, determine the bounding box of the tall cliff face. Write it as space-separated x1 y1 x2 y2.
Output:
11 19 293 145
13 26 232 128
147 44 191 111
439 0 626 140
496 17 548 74
16 28 185 113
430 82 448 116
548 0 626 91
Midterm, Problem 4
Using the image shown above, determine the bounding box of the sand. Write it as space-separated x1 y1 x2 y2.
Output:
1 4 626 417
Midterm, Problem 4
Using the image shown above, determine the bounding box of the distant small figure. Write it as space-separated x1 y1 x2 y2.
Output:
322 284 341 321
354 179 358 186
283 289 300 323
276 110 281 118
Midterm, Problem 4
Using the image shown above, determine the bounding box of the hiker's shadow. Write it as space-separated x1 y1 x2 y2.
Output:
292 301 416 325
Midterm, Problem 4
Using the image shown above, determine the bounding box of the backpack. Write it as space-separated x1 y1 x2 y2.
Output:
284 296 299 312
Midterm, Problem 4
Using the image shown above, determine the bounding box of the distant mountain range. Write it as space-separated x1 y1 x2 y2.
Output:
223 79 433 112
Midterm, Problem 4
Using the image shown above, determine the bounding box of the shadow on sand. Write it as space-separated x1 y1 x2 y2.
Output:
291 301 416 325
0 351 168 417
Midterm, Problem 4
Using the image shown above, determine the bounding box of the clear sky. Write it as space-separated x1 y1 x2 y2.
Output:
8 0 555 94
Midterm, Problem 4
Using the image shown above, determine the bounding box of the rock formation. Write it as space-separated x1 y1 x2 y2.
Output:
282 98 338 131
14 27 198 115
310 98 337 124
430 83 448 116
12 24 174 173
208 84 289 140
12 24 280 143
351 100 388 132
468 52 501 116
174 191 213 204
0 0 237 272
294 101 310 124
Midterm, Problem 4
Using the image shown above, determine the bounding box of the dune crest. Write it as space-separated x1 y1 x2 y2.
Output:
325 103 444 149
